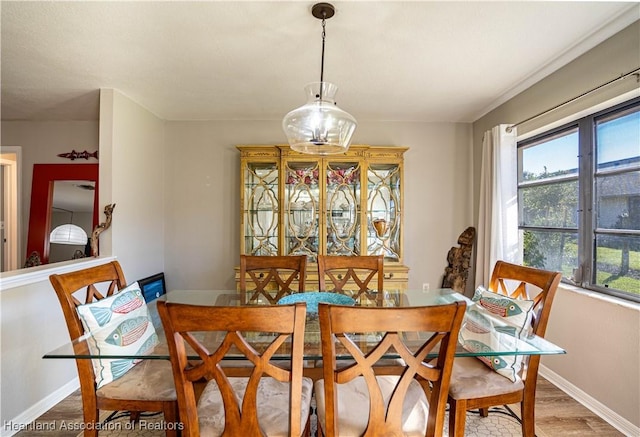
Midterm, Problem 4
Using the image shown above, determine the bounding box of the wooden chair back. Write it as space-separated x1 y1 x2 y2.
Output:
318 301 467 436
50 261 128 411
158 301 308 437
317 255 384 302
49 261 177 436
239 255 307 304
489 260 562 339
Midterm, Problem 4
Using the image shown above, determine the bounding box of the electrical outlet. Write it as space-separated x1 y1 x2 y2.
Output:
422 283 430 291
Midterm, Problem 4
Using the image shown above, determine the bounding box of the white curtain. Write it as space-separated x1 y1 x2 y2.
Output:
475 124 521 287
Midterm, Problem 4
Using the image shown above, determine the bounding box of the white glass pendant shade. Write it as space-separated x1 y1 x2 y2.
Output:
50 224 88 245
283 82 357 155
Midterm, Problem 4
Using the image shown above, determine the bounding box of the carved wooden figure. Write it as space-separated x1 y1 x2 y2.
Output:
442 226 476 293
91 203 116 257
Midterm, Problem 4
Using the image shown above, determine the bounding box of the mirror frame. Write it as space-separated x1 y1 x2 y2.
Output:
26 163 99 265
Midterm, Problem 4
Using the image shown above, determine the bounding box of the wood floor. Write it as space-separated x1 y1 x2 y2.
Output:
531 377 624 436
14 375 623 436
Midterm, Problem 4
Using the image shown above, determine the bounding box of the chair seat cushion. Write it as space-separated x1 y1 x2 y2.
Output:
314 376 429 437
96 359 176 401
448 357 524 400
197 376 313 437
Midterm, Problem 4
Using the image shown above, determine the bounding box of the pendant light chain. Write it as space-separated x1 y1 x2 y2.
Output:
319 15 327 99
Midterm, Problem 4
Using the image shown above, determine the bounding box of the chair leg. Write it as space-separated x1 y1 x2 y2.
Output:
83 428 98 437
521 398 536 437
81 408 99 437
479 407 489 417
163 401 179 437
448 399 467 437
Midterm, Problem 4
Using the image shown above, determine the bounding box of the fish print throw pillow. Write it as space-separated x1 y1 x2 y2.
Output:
76 282 158 388
459 286 535 382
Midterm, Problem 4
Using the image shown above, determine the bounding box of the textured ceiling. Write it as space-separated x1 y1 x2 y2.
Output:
1 1 638 123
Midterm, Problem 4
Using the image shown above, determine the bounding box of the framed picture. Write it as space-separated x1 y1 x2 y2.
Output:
137 272 166 303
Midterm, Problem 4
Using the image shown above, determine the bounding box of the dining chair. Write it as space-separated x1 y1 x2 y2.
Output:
239 254 307 304
158 300 313 437
447 260 562 437
315 301 467 437
317 254 384 303
49 261 178 437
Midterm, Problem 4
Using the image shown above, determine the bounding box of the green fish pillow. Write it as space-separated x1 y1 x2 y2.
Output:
459 286 535 382
76 282 158 388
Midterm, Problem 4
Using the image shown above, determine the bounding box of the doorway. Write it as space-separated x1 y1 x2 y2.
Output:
0 146 21 272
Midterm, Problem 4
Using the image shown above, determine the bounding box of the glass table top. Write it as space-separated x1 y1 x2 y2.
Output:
43 289 565 361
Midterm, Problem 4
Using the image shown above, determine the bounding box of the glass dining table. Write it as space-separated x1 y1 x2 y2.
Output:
43 288 565 370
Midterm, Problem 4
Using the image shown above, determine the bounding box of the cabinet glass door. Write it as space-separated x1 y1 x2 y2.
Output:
243 162 279 256
367 163 401 261
326 162 361 256
284 161 320 260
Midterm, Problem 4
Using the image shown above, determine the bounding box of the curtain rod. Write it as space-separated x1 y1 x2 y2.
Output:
506 67 640 133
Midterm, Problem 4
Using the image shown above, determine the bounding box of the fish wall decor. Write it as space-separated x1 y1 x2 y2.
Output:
57 150 99 160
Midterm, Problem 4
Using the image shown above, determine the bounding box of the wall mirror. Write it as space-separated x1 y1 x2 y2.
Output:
48 180 95 263
25 163 99 266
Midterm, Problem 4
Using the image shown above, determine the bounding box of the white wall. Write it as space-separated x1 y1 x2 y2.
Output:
99 89 166 282
472 21 640 431
163 120 472 292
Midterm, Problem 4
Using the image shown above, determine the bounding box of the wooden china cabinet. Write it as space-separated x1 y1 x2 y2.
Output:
235 144 409 291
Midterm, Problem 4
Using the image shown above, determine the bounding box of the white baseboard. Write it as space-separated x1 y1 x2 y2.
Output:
540 365 639 436
1 378 79 437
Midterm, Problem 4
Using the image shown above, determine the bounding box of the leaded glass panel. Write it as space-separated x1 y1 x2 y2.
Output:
284 161 320 260
367 164 401 261
243 162 278 256
326 162 361 256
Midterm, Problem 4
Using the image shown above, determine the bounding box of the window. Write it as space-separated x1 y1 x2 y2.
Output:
518 98 640 302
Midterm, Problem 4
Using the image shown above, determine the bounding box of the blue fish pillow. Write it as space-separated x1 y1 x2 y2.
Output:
76 281 158 388
459 286 535 382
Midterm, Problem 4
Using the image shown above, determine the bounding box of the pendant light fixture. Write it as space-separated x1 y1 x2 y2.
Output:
50 209 88 245
282 2 357 155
